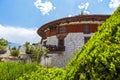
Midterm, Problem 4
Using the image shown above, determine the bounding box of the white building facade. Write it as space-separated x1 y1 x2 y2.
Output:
38 15 110 67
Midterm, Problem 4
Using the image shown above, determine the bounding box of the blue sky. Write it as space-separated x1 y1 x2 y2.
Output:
0 0 120 44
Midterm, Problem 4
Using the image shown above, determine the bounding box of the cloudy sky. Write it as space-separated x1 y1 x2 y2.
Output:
0 0 120 44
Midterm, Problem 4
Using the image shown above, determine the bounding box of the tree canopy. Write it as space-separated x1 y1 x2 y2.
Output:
0 38 8 51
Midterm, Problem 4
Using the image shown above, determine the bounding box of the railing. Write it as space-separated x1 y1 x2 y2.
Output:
43 45 65 51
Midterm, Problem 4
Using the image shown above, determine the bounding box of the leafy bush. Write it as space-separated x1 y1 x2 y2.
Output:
17 67 66 80
65 6 120 80
11 50 19 56
25 42 31 54
25 42 49 63
0 62 38 80
10 46 19 56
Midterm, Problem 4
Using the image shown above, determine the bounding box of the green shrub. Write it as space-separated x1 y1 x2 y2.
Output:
11 50 19 56
25 42 49 63
10 46 19 56
17 67 66 80
25 42 31 54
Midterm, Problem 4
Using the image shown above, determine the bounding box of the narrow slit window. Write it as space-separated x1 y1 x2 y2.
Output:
83 24 90 34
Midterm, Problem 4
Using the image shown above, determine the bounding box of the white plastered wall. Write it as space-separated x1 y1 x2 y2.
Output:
46 35 58 46
40 33 94 68
65 33 93 52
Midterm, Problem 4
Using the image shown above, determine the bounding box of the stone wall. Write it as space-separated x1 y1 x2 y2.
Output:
40 52 66 68
63 32 93 65
46 35 58 46
65 33 93 52
65 33 84 52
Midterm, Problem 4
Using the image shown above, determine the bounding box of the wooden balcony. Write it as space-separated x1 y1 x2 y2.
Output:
44 45 65 51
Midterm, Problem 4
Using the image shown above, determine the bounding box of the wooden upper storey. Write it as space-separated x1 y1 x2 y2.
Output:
37 15 110 39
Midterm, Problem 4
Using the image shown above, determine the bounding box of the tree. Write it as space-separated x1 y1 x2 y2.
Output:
0 38 9 54
25 42 49 63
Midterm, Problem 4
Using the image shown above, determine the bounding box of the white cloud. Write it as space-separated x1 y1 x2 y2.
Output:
34 0 56 15
109 0 120 9
78 2 89 10
83 10 90 14
78 2 90 14
0 24 41 44
68 14 72 17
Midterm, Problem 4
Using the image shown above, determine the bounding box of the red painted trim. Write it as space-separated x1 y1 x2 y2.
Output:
37 15 110 39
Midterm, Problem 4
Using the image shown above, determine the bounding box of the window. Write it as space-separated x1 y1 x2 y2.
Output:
83 24 90 34
59 27 66 34
84 36 90 43
50 26 57 32
58 39 64 46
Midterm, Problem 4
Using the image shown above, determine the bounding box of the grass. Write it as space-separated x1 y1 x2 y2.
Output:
0 62 38 80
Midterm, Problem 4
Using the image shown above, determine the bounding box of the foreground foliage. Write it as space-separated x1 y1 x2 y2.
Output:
65 6 120 80
17 67 65 80
0 62 65 80
0 62 38 80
